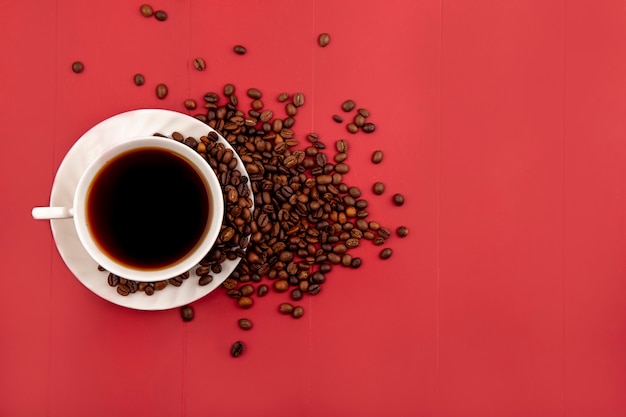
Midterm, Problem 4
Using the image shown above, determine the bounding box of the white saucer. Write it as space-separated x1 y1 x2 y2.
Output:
49 109 252 310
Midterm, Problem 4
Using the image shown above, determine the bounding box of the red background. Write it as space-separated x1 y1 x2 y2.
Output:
2 0 626 416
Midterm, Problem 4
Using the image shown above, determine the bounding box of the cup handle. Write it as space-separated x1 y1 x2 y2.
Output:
32 207 74 219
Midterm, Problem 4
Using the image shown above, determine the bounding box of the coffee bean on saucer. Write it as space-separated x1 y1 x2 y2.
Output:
71 61 84 73
140 4 153 17
181 305 194 322
107 273 119 286
154 10 167 21
116 284 130 296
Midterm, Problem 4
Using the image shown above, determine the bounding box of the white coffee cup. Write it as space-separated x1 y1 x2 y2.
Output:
32 136 224 282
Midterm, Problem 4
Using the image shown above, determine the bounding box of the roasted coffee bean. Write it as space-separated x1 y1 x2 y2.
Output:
71 61 84 73
257 284 269 297
347 123 358 134
154 280 168 291
133 73 145 86
156 83 168 99
342 99 356 112
335 163 349 174
193 57 206 71
227 289 242 298
230 341 245 357
181 305 194 322
233 45 247 55
286 103 297 116
351 257 362 268
307 284 321 295
373 237 385 246
373 182 385 195
238 318 253 330
278 92 289 102
358 108 370 118
336 139 348 153
140 4 153 17
144 285 155 296
362 122 376 133
393 193 405 206
199 274 213 286
291 288 303 301
380 248 393 260
274 280 289 292
107 273 119 287
184 99 197 110
334 152 347 163
354 113 366 127
116 284 130 296
127 280 139 293
279 303 294 314
222 278 238 289
397 226 409 237
318 33 331 47
378 227 391 239
169 276 183 287
238 296 253 309
240 284 254 297
372 150 383 164
292 306 305 319
247 88 262 99
293 93 305 107
154 10 167 21
369 221 381 231
224 83 235 96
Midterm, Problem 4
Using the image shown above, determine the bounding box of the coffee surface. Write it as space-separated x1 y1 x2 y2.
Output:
87 147 209 269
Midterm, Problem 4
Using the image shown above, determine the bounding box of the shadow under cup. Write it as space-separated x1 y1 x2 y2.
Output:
75 137 223 282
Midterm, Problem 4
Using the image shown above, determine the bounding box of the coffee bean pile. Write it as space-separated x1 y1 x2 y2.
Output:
90 7 411 357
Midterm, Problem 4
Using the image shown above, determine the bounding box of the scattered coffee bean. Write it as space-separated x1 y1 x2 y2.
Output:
354 113 366 127
240 284 254 297
257 284 269 297
393 193 405 206
223 83 235 96
291 288 303 301
279 303 294 314
318 33 331 47
342 99 356 112
362 122 376 133
237 296 253 309
351 257 362 268
347 123 358 134
373 182 385 195
278 92 289 102
193 57 206 71
154 10 167 21
71 61 84 73
180 305 194 322
372 150 383 164
133 73 145 86
238 318 253 330
247 88 262 99
233 45 247 55
184 99 197 110
333 115 343 123
397 226 409 237
230 341 245 357
292 306 304 319
380 248 393 260
156 83 168 99
336 139 348 153
140 4 153 17
358 108 370 118
293 93 305 107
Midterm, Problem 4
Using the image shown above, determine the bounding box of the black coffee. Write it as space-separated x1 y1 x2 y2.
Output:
87 148 210 270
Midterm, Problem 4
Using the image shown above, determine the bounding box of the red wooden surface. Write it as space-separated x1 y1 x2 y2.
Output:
1 0 626 416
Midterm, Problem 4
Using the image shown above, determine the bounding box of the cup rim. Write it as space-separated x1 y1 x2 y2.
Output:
73 136 224 282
